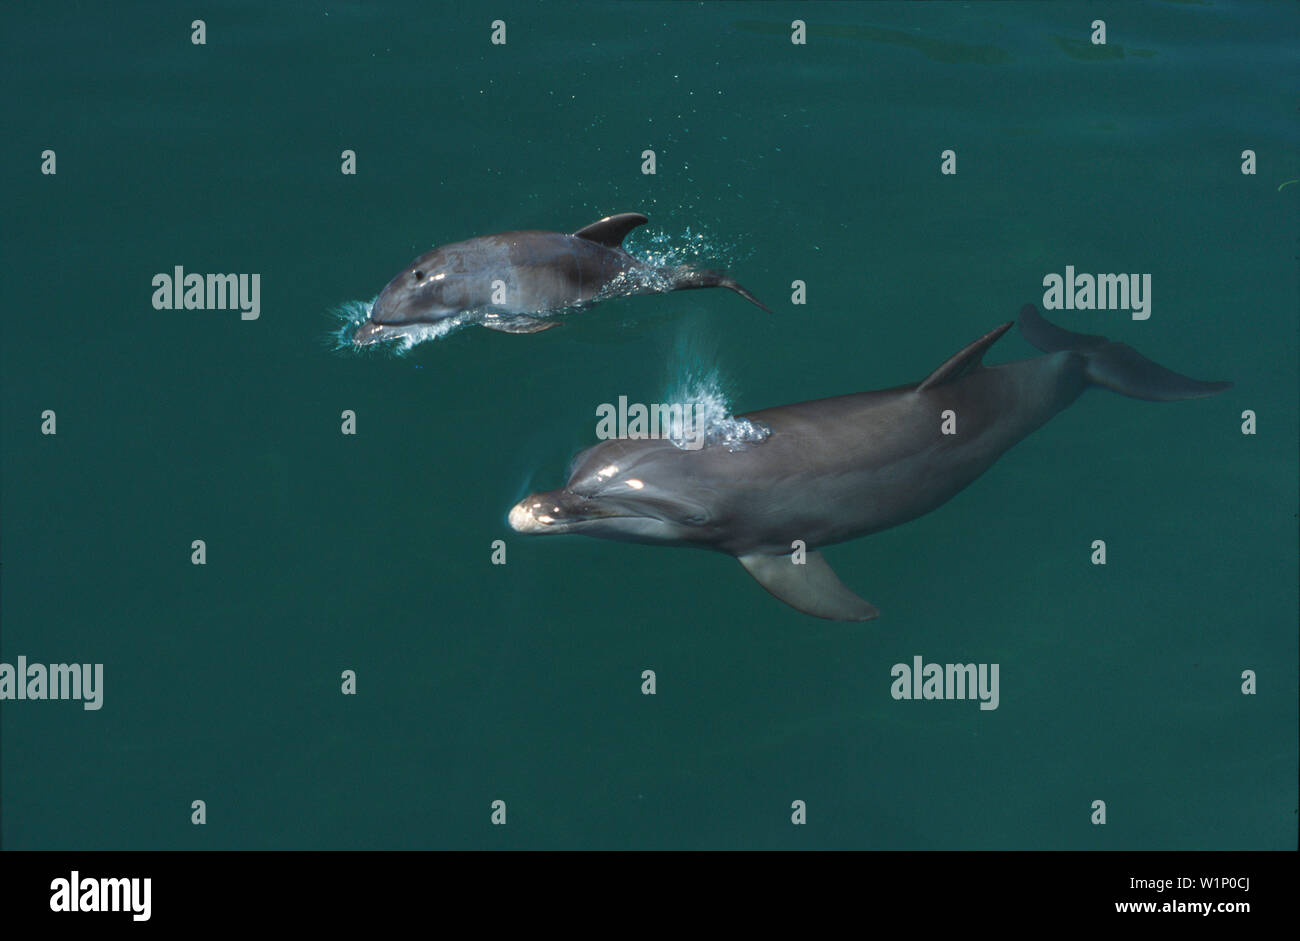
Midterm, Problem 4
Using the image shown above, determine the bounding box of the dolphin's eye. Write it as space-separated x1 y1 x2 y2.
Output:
413 270 424 280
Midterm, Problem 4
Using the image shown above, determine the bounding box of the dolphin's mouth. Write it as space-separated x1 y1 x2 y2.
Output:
352 320 391 346
507 501 553 534
508 491 629 534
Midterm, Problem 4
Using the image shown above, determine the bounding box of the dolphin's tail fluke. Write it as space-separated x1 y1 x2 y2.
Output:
1018 304 1231 402
670 267 773 313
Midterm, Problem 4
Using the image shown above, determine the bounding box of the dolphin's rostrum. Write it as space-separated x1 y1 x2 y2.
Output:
354 212 770 345
508 306 1231 620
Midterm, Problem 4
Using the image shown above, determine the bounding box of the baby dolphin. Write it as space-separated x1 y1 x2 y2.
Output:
353 212 770 345
508 305 1231 621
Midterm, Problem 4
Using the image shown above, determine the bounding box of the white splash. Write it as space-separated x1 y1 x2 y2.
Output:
327 298 376 354
592 265 676 301
627 225 748 270
664 365 770 453
383 314 474 354
587 224 750 303
327 298 472 356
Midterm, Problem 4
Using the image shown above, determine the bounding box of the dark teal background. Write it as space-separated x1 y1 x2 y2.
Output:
2 1 1295 849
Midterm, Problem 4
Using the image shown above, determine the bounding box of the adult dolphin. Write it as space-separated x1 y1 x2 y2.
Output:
508 306 1231 620
353 212 770 345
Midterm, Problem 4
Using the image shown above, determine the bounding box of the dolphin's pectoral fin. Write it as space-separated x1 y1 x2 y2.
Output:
572 212 650 248
917 321 1014 392
737 552 880 622
481 316 561 334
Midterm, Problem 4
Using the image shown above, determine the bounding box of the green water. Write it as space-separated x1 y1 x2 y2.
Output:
2 1 1295 850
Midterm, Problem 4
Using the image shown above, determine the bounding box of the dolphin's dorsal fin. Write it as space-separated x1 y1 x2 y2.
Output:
916 321 1014 392
738 551 879 621
572 212 649 248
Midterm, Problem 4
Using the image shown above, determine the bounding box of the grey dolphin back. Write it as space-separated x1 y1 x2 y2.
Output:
572 213 649 248
1018 304 1232 401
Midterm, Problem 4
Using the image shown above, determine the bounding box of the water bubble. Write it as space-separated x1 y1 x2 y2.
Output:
666 368 771 452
